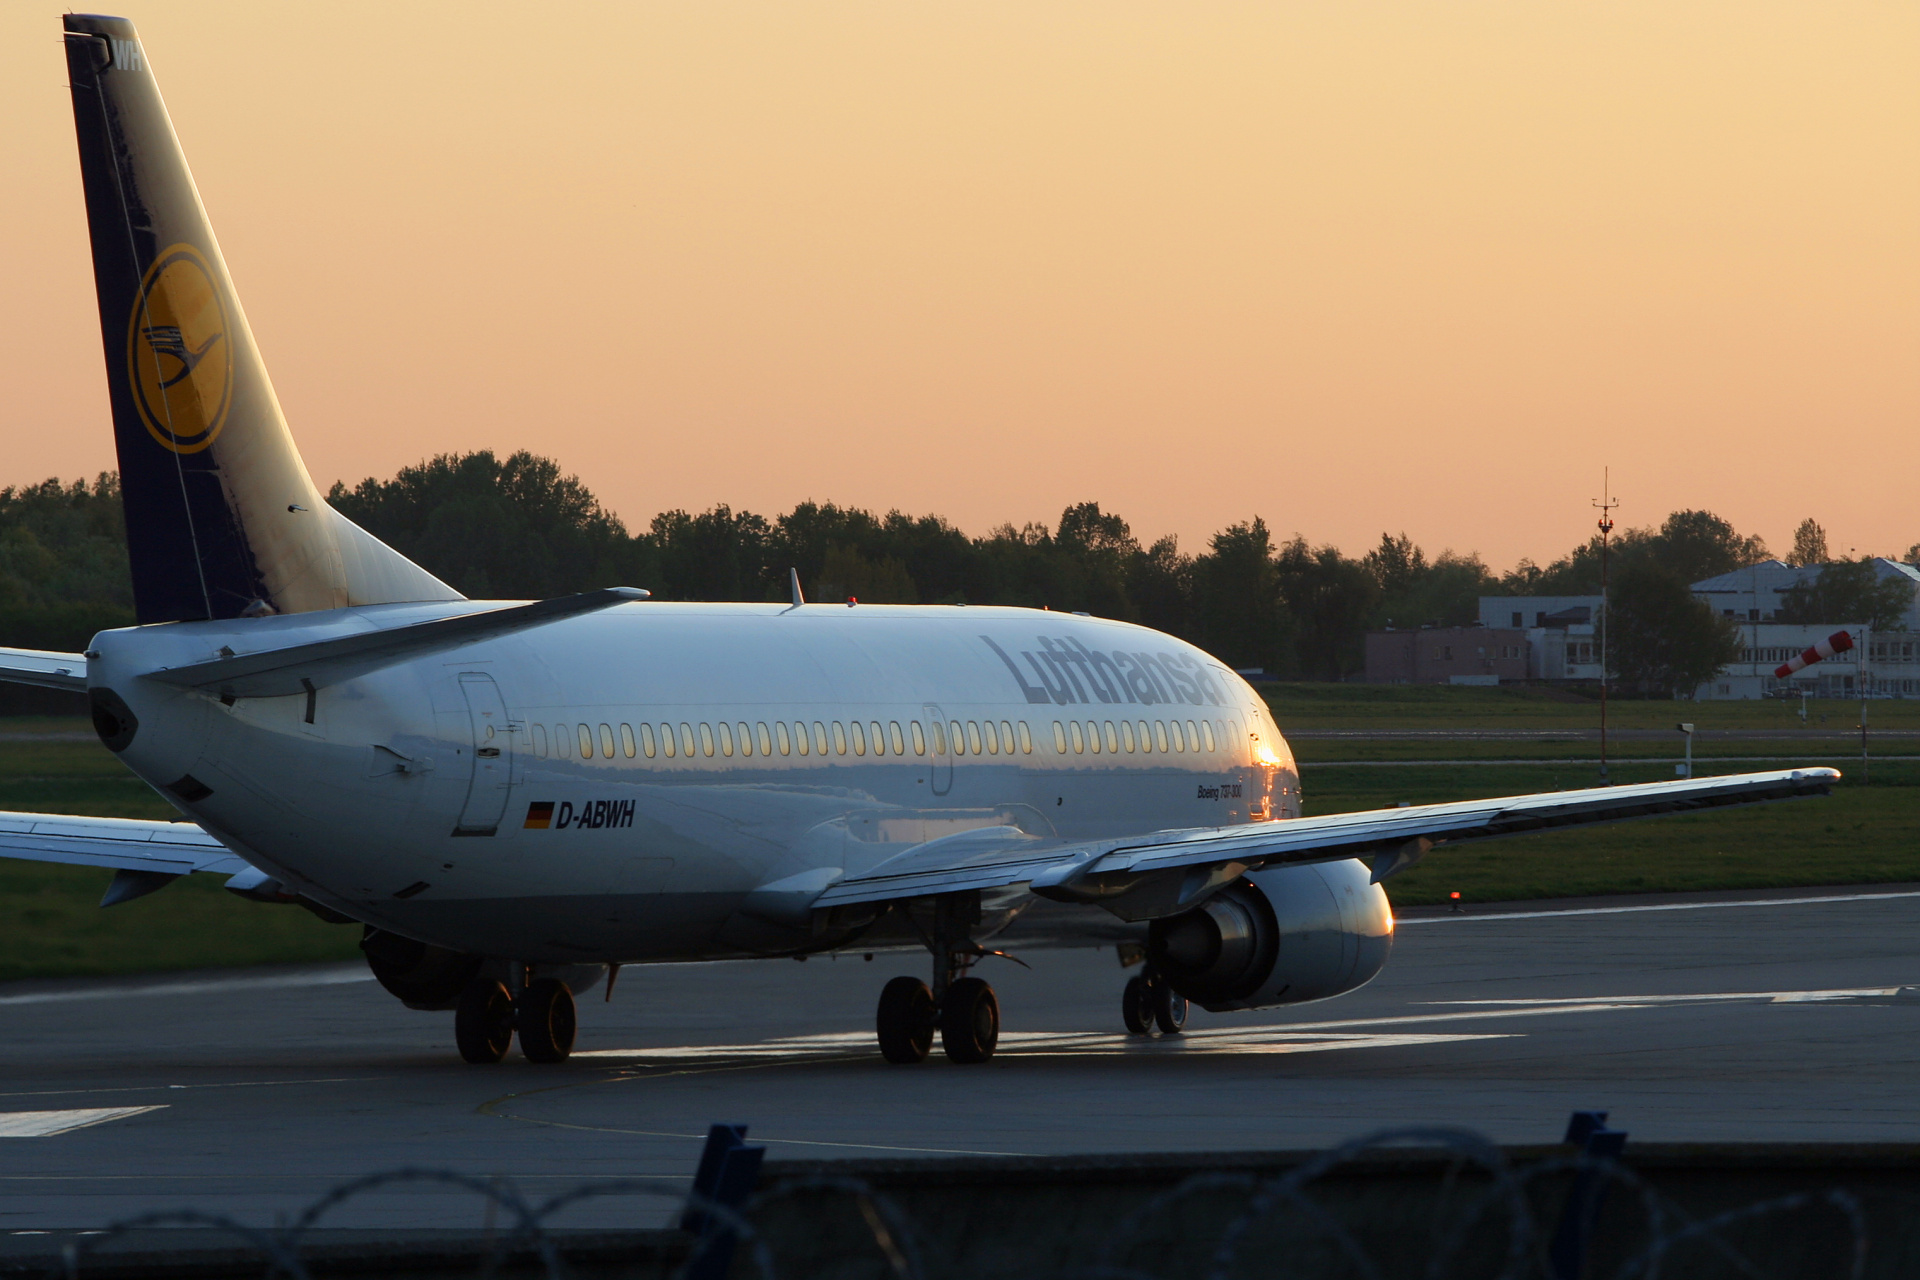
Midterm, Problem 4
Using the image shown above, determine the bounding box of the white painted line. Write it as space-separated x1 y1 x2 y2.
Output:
1397 889 1920 926
0 968 371 1008
1425 988 1902 1007
0 1106 165 1137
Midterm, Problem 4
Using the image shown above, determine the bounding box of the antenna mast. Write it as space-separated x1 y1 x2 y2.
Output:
1593 469 1619 783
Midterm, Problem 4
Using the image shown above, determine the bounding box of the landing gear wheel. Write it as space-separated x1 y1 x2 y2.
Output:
940 976 1000 1064
877 976 935 1064
1122 975 1154 1035
1154 984 1189 1035
455 978 514 1064
517 978 577 1063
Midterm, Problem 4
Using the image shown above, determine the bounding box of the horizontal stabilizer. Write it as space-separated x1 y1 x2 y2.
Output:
0 647 88 692
143 588 649 698
810 768 1841 913
0 811 247 879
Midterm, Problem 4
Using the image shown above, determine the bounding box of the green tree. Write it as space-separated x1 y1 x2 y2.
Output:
0 474 134 650
1190 519 1290 673
1650 510 1770 584
1606 561 1743 698
1788 519 1828 567
1275 535 1377 680
1776 559 1914 629
328 452 638 598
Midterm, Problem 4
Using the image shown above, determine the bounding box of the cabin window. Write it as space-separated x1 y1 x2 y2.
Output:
950 721 966 756
1228 718 1242 756
1169 721 1185 752
981 722 997 755
737 722 753 757
1202 720 1217 752
1000 721 1016 755
757 722 773 756
812 721 829 755
679 723 696 757
532 724 548 758
1083 721 1100 753
930 721 948 755
775 721 791 755
1121 721 1135 753
599 724 615 758
1103 721 1119 753
850 721 867 755
659 723 676 758
1069 721 1085 754
1154 721 1170 752
620 723 636 758
1186 721 1202 753
718 722 734 757
910 721 926 755
578 725 595 758
1052 721 1067 753
873 721 889 756
966 721 982 755
832 722 848 755
553 724 569 758
796 722 813 755
890 722 907 755
1017 722 1033 754
640 723 657 758
1137 720 1152 752
699 723 716 757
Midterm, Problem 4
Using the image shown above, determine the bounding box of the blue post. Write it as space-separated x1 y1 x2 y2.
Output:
681 1124 766 1280
1548 1111 1628 1280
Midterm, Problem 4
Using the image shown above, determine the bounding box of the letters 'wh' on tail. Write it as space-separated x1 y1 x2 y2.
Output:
63 15 461 623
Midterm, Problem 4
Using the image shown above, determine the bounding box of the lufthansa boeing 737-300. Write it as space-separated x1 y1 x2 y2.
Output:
0 15 1837 1065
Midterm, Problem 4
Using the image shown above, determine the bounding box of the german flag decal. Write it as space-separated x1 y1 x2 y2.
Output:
523 801 554 830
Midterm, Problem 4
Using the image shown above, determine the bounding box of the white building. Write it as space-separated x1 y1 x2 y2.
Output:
1689 559 1920 629
1476 596 1605 681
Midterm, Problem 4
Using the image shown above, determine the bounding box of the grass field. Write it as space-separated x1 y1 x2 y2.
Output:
0 697 1913 981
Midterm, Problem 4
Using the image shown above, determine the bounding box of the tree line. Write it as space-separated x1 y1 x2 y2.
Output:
2 454 1915 694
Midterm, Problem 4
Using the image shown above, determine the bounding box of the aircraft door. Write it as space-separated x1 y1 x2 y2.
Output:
924 703 953 796
454 673 513 836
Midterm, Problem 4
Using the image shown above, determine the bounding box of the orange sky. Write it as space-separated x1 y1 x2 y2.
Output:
4 2 1916 571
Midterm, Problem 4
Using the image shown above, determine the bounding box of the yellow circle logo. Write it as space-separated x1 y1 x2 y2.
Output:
126 244 233 454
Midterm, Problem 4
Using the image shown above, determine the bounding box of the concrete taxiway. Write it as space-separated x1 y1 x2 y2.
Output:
1 884 1917 1229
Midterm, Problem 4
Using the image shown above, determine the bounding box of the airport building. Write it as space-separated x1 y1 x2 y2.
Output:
1368 564 1920 696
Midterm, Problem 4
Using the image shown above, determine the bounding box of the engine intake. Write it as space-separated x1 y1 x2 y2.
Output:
1147 860 1393 1011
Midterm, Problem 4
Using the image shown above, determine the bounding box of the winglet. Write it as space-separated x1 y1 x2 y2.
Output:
789 568 805 608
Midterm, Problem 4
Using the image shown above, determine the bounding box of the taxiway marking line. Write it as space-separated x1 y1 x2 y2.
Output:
0 1077 386 1101
0 968 371 1007
0 1106 165 1138
1398 889 1920 925
1425 988 1905 1007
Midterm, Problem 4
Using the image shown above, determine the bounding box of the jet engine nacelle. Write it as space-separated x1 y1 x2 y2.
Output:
1146 860 1393 1011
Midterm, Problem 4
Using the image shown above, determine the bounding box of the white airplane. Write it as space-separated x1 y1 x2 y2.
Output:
2 14 1835 1066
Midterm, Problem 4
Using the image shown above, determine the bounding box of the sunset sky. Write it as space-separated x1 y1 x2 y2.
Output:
4 3 1915 571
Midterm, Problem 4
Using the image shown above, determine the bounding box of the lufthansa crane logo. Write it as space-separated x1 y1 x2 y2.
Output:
126 243 233 454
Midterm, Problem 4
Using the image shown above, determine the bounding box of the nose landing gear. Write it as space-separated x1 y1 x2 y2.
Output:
873 894 1009 1065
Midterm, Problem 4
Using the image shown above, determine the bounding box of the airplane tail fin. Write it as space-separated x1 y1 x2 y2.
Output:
62 15 461 623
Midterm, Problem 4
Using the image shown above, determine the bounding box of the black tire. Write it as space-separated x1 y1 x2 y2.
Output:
1122 975 1154 1034
1154 983 1189 1035
454 978 514 1064
518 978 577 1063
940 977 999 1064
876 976 934 1064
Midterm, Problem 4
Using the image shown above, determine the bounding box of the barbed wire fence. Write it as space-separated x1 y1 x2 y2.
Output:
44 1126 1876 1280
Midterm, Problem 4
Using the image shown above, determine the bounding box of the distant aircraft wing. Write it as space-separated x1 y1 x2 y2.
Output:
809 769 1841 915
0 811 254 906
0 647 87 691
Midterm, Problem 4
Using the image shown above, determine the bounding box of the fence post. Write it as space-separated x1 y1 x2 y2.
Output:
682 1124 766 1280
1548 1110 1629 1280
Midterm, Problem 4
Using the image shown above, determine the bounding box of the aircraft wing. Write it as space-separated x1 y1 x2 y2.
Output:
0 647 87 691
0 811 253 906
809 768 1840 913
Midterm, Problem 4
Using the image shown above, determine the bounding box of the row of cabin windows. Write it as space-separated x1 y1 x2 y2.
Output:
526 716 1241 762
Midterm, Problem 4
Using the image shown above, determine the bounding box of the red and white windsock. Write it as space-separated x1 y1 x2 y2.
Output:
1775 630 1854 678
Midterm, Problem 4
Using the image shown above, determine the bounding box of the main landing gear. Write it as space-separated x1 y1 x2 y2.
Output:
454 967 578 1064
1122 967 1188 1037
875 896 1006 1065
